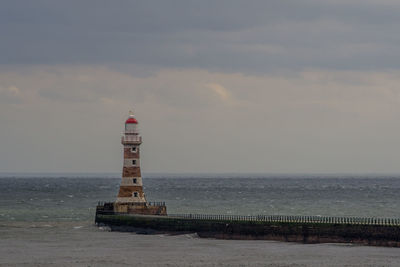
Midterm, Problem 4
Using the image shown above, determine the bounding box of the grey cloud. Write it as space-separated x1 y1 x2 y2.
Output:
0 85 23 103
2 1 400 72
2 66 400 173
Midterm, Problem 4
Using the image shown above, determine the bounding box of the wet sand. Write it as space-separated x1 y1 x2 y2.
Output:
1 222 400 267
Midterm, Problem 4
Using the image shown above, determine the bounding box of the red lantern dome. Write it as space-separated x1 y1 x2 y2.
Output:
125 117 138 124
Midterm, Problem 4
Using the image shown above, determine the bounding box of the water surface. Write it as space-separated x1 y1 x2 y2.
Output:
1 173 400 266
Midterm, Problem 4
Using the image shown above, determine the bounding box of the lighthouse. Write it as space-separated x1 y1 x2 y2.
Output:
113 112 167 215
116 112 146 203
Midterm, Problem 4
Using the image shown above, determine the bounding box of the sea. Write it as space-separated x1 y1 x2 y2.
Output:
1 173 400 266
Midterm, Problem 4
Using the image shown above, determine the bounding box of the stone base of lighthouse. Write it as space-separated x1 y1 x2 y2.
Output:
114 175 167 215
113 202 167 215
97 201 167 216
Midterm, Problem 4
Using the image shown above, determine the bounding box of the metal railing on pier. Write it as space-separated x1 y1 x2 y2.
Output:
167 213 400 226
97 201 166 207
148 202 166 206
96 202 400 226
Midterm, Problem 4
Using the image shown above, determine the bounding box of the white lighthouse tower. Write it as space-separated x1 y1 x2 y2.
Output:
113 111 166 215
116 111 147 203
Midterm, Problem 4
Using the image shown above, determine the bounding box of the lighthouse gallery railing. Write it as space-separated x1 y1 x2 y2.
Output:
121 135 142 143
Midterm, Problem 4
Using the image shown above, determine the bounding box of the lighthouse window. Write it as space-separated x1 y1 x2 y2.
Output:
133 192 138 197
131 147 137 153
133 178 137 184
132 160 137 165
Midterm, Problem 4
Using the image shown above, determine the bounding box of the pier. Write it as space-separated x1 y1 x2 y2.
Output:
95 202 400 247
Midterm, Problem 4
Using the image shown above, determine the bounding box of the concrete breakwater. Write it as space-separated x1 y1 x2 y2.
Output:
95 208 400 247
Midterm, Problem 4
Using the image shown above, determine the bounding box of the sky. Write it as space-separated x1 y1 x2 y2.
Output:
2 0 400 174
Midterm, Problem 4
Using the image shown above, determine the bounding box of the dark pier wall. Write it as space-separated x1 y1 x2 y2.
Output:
95 213 400 247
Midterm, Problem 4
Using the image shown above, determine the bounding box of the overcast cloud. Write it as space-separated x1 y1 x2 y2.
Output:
2 0 400 71
1 1 400 173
